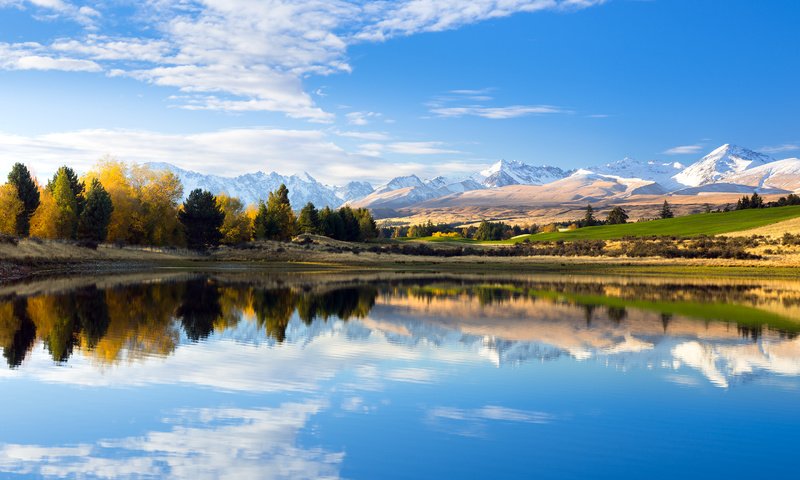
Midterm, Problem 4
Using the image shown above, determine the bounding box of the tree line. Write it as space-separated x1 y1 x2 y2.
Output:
0 160 376 249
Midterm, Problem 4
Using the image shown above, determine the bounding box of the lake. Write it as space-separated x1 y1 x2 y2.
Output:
0 271 799 479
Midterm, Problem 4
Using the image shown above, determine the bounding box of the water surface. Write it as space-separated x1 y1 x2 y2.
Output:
1 272 799 479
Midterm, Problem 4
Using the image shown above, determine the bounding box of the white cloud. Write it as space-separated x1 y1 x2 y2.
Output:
760 144 800 154
0 127 468 185
0 0 606 120
0 43 101 72
430 104 569 119
663 144 704 155
0 403 344 479
345 111 382 126
355 0 607 42
5 0 101 28
333 130 391 141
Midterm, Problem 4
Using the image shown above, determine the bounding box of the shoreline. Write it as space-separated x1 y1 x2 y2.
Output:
3 236 800 284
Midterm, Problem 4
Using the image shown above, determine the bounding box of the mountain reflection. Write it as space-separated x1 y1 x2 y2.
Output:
1 274 800 387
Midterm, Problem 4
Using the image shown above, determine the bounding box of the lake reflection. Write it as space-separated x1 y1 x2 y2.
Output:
1 273 799 478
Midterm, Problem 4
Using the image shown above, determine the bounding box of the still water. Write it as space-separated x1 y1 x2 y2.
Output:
0 272 799 479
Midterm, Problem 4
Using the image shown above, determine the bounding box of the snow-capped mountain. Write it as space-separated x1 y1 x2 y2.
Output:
334 181 374 203
146 162 343 208
672 144 773 187
474 159 570 188
586 157 685 190
722 158 800 192
373 175 426 195
146 143 800 215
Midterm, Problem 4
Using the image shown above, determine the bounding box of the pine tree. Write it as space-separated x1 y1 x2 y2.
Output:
7 163 40 236
660 200 674 219
78 179 114 242
256 184 296 241
297 202 321 234
338 206 360 241
584 204 596 226
606 206 629 225
51 169 79 239
47 166 85 216
750 192 764 208
354 208 377 240
178 189 225 249
320 206 344 240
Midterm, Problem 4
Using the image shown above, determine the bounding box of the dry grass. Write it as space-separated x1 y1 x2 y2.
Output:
725 216 800 238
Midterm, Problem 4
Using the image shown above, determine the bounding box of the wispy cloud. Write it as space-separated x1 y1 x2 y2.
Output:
0 127 466 185
0 43 101 72
760 143 800 154
346 111 382 126
663 144 704 155
431 105 569 119
0 0 607 120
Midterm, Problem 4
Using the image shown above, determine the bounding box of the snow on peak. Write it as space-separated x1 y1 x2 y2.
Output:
475 159 568 188
374 175 426 194
673 144 774 187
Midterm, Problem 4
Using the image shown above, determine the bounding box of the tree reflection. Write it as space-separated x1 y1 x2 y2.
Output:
1 298 37 368
177 279 222 342
3 275 800 368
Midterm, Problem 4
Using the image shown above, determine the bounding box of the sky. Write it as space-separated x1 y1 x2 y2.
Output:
0 0 798 186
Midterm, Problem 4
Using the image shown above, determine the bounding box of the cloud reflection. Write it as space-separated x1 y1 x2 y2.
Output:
0 402 342 480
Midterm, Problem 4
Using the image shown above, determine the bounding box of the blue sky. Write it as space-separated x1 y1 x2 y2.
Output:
0 0 798 185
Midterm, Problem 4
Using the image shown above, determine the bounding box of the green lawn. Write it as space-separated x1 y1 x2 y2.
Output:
503 206 800 243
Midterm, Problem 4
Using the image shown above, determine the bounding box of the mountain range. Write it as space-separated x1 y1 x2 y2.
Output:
146 144 800 214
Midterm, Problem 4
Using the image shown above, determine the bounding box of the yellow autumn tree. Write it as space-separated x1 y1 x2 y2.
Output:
216 194 252 245
0 183 23 235
29 189 60 239
131 165 185 246
84 158 138 244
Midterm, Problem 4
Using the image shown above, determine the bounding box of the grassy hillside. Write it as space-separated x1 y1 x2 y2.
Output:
506 206 800 243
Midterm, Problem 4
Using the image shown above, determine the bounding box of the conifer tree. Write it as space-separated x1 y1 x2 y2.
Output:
254 184 296 241
7 163 39 236
178 189 225 249
606 206 629 225
660 200 674 219
47 166 85 216
51 169 79 239
297 202 321 234
584 204 596 226
78 179 114 242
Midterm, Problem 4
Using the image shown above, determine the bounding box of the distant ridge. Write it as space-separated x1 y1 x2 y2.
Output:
147 144 800 211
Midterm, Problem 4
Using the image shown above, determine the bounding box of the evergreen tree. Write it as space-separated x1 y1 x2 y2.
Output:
660 200 674 219
354 208 377 240
297 202 321 234
584 203 596 226
606 206 629 225
47 166 85 216
51 169 79 239
750 192 764 208
737 195 751 210
179 189 225 249
253 201 270 240
320 206 345 240
255 184 296 241
77 179 114 242
338 206 360 241
7 163 40 236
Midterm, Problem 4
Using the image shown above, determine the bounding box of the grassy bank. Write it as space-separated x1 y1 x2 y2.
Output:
507 206 800 242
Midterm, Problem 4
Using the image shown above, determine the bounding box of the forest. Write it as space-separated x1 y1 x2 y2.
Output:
0 160 377 250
